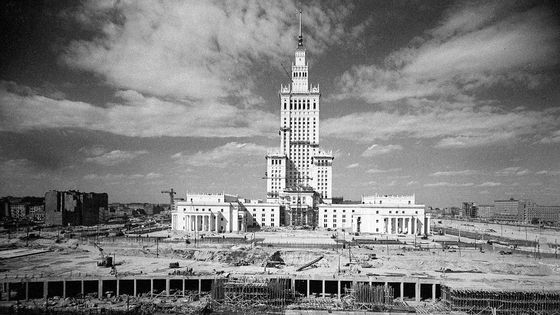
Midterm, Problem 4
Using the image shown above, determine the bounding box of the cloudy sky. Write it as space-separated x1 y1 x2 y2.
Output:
1 0 559 207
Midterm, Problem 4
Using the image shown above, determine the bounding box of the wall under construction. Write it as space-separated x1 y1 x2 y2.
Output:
442 286 560 315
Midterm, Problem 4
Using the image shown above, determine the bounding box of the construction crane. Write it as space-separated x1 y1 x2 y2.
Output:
161 188 176 212
93 242 113 267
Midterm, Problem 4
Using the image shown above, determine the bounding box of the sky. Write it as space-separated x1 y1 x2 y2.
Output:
1 0 559 208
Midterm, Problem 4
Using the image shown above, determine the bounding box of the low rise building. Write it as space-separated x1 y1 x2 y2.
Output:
319 194 429 235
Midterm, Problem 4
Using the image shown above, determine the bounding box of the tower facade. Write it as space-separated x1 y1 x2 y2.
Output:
266 12 333 204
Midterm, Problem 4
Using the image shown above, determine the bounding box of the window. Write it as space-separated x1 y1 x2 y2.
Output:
389 211 392 214
376 211 379 214
376 220 379 223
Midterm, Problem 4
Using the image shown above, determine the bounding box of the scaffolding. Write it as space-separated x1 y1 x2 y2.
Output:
211 277 293 312
344 283 394 311
442 286 560 315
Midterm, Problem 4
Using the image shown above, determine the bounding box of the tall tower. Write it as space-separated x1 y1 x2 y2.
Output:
266 10 333 203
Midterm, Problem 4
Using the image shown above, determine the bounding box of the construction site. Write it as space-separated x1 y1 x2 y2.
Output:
0 219 559 314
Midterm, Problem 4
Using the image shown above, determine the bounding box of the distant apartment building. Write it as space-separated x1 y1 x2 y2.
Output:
524 204 560 224
0 197 45 221
477 205 495 219
493 198 531 222
45 190 108 226
462 202 478 218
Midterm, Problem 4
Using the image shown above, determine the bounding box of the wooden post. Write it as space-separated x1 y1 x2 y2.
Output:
306 279 310 298
400 282 404 301
133 279 137 297
322 280 325 298
98 280 103 298
150 279 154 297
63 280 66 298
432 283 436 302
43 281 48 300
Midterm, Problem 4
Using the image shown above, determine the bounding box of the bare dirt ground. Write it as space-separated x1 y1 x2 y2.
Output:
1 227 560 291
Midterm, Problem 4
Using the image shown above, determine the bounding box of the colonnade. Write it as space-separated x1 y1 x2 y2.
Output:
184 214 220 232
384 217 419 235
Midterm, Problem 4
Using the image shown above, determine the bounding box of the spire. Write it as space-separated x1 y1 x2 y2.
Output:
298 9 303 47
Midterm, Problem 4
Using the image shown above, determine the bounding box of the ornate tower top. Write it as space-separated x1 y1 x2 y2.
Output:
298 9 303 47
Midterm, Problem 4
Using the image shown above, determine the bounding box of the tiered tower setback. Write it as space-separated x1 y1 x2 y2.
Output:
266 11 333 203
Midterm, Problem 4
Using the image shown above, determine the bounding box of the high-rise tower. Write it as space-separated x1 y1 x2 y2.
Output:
266 11 334 204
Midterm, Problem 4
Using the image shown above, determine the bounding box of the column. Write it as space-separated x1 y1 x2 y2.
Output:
43 281 48 300
182 279 185 297
426 217 431 235
432 283 436 302
389 218 392 234
63 280 66 298
415 281 420 302
337 280 341 300
322 280 325 297
116 279 120 296
400 282 404 301
165 278 170 297
150 279 153 297
133 279 137 297
207 215 210 231
195 215 199 232
98 280 103 298
198 279 202 297
25 281 29 301
306 279 310 298
409 217 413 235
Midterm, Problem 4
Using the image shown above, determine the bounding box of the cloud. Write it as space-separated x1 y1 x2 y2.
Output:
406 181 418 186
85 150 148 166
346 163 359 169
424 182 474 187
495 167 530 176
478 182 502 187
535 170 560 176
538 130 560 144
334 3 559 104
361 144 402 157
62 1 365 102
366 168 401 174
322 104 556 147
172 142 269 168
431 170 479 176
83 172 162 181
0 83 277 138
322 2 560 149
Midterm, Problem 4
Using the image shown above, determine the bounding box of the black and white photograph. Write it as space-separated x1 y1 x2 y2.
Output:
1 0 559 314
